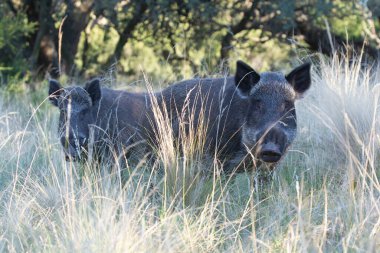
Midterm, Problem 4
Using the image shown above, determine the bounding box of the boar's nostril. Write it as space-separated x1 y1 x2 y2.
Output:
65 154 79 162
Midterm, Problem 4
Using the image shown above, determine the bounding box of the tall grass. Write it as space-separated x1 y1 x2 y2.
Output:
0 51 379 252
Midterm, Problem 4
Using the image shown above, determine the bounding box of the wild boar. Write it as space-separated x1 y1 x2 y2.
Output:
151 60 311 172
48 78 149 162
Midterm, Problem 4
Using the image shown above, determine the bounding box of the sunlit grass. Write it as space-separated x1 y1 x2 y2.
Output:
0 51 379 252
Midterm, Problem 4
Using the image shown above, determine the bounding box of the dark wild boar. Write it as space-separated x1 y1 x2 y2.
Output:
48 78 149 162
153 60 311 172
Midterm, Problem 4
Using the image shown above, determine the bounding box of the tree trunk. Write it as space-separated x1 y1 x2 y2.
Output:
79 29 90 77
106 1 148 67
60 0 93 76
28 0 59 78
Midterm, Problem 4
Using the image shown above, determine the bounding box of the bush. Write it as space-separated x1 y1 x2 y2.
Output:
0 4 36 85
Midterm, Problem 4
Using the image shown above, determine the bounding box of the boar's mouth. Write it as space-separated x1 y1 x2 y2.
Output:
63 144 87 162
65 154 77 162
259 150 282 163
64 152 87 162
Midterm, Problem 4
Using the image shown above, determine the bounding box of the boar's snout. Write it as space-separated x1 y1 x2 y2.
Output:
60 134 88 161
254 125 290 164
60 135 87 147
258 142 282 163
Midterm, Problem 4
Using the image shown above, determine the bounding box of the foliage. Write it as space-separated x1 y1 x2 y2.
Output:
0 0 379 87
0 3 36 84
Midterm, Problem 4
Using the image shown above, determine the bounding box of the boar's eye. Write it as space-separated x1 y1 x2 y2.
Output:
281 100 293 112
252 99 263 111
58 97 70 111
79 108 89 117
58 103 67 112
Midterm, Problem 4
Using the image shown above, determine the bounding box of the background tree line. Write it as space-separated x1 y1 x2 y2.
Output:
0 0 379 88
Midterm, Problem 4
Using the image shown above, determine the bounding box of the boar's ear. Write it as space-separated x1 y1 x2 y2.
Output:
85 78 101 103
48 79 62 107
286 62 311 97
235 60 260 96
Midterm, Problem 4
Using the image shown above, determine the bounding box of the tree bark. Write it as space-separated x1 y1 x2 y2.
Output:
106 1 148 66
60 0 93 75
28 0 59 78
79 28 90 77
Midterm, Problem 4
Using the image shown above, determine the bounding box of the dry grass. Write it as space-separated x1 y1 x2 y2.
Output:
0 51 379 252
